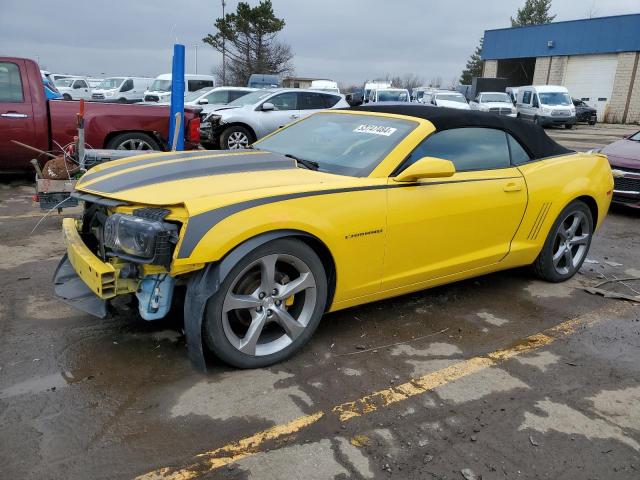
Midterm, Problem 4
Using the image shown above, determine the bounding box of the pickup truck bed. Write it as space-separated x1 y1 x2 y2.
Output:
0 57 200 172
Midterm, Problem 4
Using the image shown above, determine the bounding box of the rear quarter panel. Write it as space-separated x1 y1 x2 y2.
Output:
507 152 613 265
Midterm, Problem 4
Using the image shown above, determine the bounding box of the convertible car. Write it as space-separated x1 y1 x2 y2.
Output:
53 105 613 369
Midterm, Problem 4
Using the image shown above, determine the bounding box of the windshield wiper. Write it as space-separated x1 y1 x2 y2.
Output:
284 153 319 171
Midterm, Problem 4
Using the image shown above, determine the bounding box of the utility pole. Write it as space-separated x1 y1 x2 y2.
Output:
193 44 199 74
221 0 227 85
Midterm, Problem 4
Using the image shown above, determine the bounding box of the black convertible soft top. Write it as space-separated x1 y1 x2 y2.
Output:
352 104 572 160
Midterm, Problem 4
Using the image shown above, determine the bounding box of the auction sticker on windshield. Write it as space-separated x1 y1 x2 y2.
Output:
353 124 398 136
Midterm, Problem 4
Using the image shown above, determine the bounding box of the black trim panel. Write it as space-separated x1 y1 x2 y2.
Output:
177 176 519 258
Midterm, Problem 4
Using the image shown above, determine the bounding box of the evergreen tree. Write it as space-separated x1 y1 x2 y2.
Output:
511 0 556 27
459 38 483 85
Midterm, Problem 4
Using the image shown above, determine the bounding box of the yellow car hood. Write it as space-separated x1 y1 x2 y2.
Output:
75 149 358 210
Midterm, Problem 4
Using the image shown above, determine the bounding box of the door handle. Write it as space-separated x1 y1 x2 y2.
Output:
290 114 299 119
503 182 523 192
1 112 28 118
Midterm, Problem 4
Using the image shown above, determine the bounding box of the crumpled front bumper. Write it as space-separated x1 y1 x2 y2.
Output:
53 217 132 318
53 254 108 318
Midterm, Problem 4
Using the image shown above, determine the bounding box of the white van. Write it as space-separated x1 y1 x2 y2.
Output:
516 85 576 128
369 88 410 103
310 80 340 94
363 81 391 103
91 77 153 102
144 73 216 102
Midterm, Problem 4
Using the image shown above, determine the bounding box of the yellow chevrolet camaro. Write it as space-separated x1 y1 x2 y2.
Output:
54 105 613 369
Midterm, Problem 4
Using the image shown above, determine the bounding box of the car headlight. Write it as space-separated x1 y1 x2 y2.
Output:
541 107 552 114
203 113 222 125
106 90 115 97
104 213 178 264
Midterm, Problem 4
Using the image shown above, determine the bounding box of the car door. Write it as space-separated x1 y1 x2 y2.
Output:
73 79 91 99
297 91 339 120
0 59 36 170
256 91 299 137
518 90 533 119
383 127 528 290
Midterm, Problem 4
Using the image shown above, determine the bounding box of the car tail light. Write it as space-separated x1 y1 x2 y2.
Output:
188 117 201 144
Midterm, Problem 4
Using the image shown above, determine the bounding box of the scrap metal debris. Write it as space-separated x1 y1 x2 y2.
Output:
583 276 640 303
334 327 449 357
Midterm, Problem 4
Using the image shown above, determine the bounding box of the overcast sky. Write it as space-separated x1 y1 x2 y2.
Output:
1 0 638 85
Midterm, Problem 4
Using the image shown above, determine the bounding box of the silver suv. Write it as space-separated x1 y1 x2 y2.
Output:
200 88 349 149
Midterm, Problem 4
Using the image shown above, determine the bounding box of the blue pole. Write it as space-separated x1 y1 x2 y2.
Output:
169 44 185 151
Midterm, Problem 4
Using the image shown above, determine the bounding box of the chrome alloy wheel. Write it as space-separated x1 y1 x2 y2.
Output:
551 210 591 275
227 131 249 149
222 253 317 356
116 139 154 150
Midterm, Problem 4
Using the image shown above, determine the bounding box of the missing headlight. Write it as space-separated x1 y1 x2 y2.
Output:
104 213 178 266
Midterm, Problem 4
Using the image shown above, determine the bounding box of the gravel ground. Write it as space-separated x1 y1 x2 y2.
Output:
0 123 639 480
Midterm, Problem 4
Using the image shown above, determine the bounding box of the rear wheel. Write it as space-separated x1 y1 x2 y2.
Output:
565 123 573 129
204 239 327 368
106 132 160 151
62 93 72 100
220 126 254 150
532 200 593 282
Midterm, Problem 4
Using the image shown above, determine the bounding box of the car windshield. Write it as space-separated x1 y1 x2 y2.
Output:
481 93 510 103
56 78 75 87
227 89 275 107
436 94 466 103
97 78 124 89
254 112 417 176
150 79 172 92
184 88 213 102
377 90 409 102
629 131 640 141
538 92 572 106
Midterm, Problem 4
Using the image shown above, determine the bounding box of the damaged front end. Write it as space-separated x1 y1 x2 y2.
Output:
199 113 223 145
53 194 184 321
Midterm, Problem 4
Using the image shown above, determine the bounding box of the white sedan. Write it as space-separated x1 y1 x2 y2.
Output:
469 92 517 117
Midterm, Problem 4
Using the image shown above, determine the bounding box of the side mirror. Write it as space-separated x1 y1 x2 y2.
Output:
261 102 275 111
394 157 456 182
198 99 209 105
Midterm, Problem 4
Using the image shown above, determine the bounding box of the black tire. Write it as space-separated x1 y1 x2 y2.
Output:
118 97 127 103
201 141 218 150
106 132 160 151
532 200 593 282
220 125 254 150
534 116 543 127
204 238 327 368
62 93 72 100
589 120 597 126
565 124 573 130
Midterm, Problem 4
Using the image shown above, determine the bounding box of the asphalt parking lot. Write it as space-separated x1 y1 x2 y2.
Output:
1 123 639 480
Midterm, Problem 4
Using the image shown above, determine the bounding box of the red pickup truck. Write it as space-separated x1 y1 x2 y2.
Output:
0 57 201 172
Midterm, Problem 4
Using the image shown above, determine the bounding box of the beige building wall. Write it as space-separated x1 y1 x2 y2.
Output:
608 52 640 123
532 57 551 84
483 60 498 78
547 56 569 85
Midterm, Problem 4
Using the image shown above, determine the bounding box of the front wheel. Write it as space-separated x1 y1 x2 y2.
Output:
220 126 254 150
62 93 72 100
532 200 593 282
565 123 573 129
204 239 327 368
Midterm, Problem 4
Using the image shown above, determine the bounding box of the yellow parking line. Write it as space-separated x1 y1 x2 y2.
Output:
136 311 602 480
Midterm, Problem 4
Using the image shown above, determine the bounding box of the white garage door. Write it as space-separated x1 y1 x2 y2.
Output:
563 54 618 121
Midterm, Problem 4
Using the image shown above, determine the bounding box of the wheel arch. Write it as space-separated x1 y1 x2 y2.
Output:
103 130 165 150
219 122 257 141
575 194 598 227
182 229 337 372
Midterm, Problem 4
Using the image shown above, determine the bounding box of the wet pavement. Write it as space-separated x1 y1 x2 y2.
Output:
1 124 639 479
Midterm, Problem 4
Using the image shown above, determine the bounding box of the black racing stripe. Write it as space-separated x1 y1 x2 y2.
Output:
177 176 519 258
81 150 224 183
85 153 296 194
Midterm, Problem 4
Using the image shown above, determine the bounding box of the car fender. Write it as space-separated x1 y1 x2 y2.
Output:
184 229 319 372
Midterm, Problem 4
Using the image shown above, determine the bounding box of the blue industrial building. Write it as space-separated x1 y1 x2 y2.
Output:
481 14 640 123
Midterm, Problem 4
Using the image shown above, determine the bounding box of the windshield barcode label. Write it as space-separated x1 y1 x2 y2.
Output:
353 125 398 136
